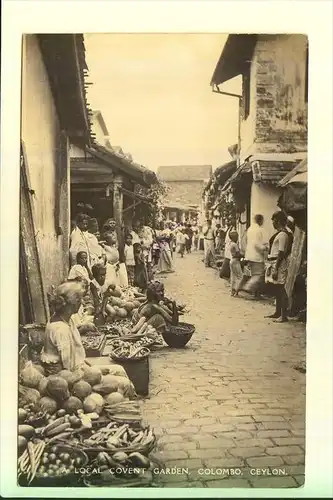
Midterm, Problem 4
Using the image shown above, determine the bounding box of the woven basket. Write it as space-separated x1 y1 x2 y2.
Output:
109 346 150 363
161 322 195 348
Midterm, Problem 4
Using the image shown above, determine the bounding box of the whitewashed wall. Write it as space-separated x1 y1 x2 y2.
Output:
21 35 70 293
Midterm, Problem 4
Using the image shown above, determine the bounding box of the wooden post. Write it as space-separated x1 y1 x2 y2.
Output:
113 174 124 261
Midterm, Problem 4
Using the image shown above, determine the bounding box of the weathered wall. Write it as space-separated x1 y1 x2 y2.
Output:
164 180 206 208
21 35 70 295
250 182 281 241
241 35 308 160
254 35 308 153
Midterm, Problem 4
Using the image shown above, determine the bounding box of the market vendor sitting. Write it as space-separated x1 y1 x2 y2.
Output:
41 281 91 376
132 280 178 334
41 281 136 396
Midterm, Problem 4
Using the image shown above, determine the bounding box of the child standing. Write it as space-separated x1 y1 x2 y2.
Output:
229 231 243 296
124 233 135 286
176 228 188 257
90 263 116 324
133 243 149 292
101 232 120 287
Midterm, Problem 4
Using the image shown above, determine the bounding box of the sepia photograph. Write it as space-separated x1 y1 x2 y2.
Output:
15 31 310 489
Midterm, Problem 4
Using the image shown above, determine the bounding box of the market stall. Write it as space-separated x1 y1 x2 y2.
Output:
18 278 195 487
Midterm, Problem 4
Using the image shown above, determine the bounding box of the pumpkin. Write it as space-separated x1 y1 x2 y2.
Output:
111 297 123 307
46 376 70 402
104 392 124 405
83 393 104 414
117 308 127 318
62 396 83 414
72 380 92 400
123 301 135 312
106 306 117 318
37 396 58 415
38 377 49 396
82 366 102 386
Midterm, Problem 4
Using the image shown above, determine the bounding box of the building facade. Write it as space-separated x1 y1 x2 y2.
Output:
211 34 308 244
157 165 212 222
20 34 90 323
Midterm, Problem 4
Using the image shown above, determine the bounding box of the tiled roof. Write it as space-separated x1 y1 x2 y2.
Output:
252 160 297 183
157 165 212 182
86 143 157 186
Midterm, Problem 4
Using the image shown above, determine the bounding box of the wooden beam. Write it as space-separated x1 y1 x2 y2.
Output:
20 142 49 322
71 175 114 185
113 174 125 261
123 200 142 214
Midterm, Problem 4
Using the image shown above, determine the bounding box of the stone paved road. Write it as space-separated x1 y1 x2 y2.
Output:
141 251 306 489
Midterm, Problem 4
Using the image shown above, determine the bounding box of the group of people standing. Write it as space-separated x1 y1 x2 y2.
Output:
202 211 297 323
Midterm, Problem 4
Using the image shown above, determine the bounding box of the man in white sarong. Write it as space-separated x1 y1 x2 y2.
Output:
203 219 216 268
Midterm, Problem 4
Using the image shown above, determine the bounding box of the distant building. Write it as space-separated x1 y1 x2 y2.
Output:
157 165 212 222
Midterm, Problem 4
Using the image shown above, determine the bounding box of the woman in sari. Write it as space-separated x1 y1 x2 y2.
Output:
156 223 174 274
132 281 178 334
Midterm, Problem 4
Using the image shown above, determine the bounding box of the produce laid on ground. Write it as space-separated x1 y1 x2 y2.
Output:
18 279 194 486
110 345 150 361
103 286 146 322
18 361 156 485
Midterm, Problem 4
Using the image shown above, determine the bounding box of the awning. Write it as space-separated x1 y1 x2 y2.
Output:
279 158 308 187
211 35 257 86
252 160 297 184
285 171 307 185
221 163 252 192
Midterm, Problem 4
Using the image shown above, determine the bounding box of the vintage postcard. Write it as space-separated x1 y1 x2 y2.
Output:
1 1 332 498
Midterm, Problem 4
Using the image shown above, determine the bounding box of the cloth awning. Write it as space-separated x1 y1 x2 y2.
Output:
221 163 252 192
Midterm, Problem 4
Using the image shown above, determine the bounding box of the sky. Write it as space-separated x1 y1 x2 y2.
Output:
84 33 242 172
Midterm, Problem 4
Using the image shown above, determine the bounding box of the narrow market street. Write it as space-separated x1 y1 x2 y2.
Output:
142 251 306 488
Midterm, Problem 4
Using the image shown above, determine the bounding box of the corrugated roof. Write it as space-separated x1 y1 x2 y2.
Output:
157 165 212 182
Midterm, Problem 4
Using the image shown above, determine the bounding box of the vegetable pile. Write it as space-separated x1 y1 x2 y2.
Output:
81 334 105 351
81 422 155 452
110 345 150 360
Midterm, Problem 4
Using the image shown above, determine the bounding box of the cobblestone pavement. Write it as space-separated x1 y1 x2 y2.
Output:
141 251 306 489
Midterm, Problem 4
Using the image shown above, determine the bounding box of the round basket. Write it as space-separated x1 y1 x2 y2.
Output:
109 346 150 363
29 445 88 486
161 322 195 348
